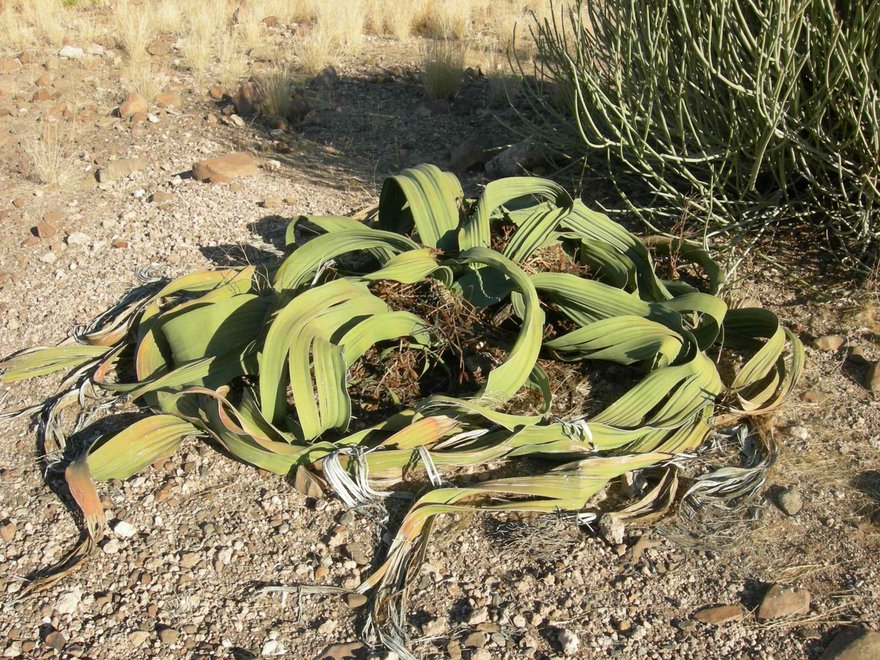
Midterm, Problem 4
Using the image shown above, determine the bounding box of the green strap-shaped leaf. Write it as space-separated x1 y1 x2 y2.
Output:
260 279 369 424
460 177 571 250
273 229 419 292
339 311 432 367
160 294 271 364
456 247 544 405
289 215 396 263
87 415 198 481
502 204 569 264
0 344 111 383
545 316 686 367
378 163 464 252
561 200 670 301
361 248 442 284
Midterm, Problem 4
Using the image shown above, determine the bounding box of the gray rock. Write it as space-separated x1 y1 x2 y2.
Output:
97 158 147 183
558 629 580 656
450 137 496 172
58 46 84 59
777 487 803 516
485 140 552 178
157 627 179 645
598 513 625 545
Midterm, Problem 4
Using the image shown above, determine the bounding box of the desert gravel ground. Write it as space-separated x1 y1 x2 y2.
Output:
0 30 878 660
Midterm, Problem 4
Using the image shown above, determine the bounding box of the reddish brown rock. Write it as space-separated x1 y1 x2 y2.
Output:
155 92 181 109
118 93 148 119
31 89 52 102
693 604 744 625
208 85 227 100
35 221 56 239
0 57 18 73
111 239 128 249
146 40 171 57
35 74 52 87
192 152 258 182
757 584 811 620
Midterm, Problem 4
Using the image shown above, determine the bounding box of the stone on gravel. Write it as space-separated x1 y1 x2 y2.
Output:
693 604 744 624
777 487 804 516
102 538 120 554
758 584 811 620
558 629 580 656
450 136 496 171
157 627 179 645
192 152 258 182
865 361 880 392
312 65 338 89
119 93 148 119
316 642 365 660
129 630 149 646
463 632 486 648
180 552 201 568
0 522 16 541
152 191 175 205
113 520 137 538
261 639 287 656
97 157 147 183
485 139 551 178
35 220 57 239
821 628 880 659
598 513 625 545
54 588 81 615
343 593 367 609
44 631 66 651
58 45 84 59
813 335 845 352
66 232 90 246
468 606 489 625
155 92 181 109
260 197 282 209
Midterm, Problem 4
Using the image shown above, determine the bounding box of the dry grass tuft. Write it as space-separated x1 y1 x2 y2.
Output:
365 0 421 39
253 68 298 118
151 0 185 34
114 0 154 62
318 0 365 53
25 122 79 190
484 49 522 106
421 39 467 101
121 59 168 102
296 26 335 75
215 30 249 88
417 0 472 39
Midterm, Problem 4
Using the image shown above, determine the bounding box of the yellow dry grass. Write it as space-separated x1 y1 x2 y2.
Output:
25 122 79 190
0 0 546 85
121 59 168 101
421 38 468 100
114 0 154 62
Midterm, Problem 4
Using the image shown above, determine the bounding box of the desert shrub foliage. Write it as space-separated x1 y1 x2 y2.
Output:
521 0 880 271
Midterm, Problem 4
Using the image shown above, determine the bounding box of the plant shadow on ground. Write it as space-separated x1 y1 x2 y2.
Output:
213 69 545 199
